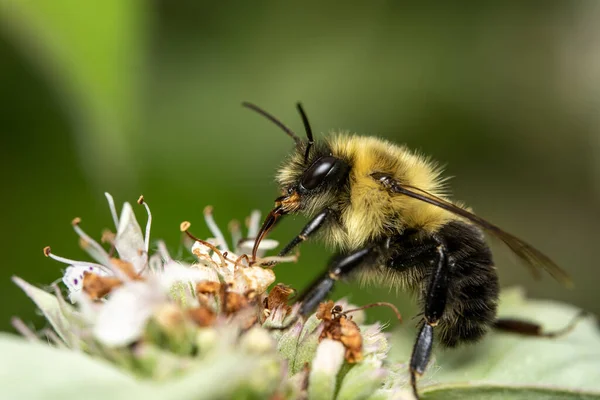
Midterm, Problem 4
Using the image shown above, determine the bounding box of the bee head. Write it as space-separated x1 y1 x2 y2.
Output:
276 145 350 215
242 102 350 260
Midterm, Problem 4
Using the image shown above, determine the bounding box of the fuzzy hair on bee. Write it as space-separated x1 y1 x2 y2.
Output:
277 134 457 249
276 131 496 347
242 101 573 399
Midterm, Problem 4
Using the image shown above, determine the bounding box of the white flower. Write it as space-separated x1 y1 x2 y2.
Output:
159 261 219 290
38 194 289 348
93 280 166 347
113 201 148 273
46 193 152 302
14 193 412 398
188 207 280 294
199 207 279 259
235 209 279 258
361 322 390 364
191 240 275 294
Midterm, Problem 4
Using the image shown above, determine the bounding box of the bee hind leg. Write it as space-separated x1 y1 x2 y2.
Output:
494 310 589 338
409 241 450 400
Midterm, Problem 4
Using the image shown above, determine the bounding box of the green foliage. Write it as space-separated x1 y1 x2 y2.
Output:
422 386 600 400
0 0 146 185
12 277 75 345
388 288 600 399
0 334 278 400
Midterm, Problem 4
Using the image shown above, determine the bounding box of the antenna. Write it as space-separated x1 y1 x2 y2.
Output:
296 103 314 163
242 102 302 147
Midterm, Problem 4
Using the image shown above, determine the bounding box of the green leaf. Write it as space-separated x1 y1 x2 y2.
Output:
0 333 281 400
422 385 600 400
0 333 147 400
387 287 600 399
148 352 279 400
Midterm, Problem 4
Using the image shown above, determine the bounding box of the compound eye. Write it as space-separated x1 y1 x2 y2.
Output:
300 156 337 190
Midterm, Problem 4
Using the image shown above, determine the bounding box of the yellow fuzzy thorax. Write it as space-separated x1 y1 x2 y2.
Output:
325 134 457 250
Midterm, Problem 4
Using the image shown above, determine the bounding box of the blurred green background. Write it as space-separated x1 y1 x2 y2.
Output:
1 1 599 332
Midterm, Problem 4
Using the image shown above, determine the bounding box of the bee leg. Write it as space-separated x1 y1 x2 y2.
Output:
410 243 449 400
277 208 333 257
494 310 589 338
297 245 380 316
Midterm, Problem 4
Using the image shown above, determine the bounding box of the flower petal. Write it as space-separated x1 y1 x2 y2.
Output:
361 322 389 363
191 240 212 259
115 202 147 272
160 261 220 288
231 266 275 294
237 238 279 258
62 265 109 302
93 281 165 347
239 327 276 354
308 339 346 399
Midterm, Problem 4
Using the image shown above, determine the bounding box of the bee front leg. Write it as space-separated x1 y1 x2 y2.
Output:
277 208 333 258
410 242 449 400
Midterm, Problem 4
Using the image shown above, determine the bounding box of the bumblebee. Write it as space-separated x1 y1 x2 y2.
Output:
243 102 573 397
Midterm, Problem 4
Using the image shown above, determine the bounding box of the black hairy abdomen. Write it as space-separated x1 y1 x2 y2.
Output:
434 221 498 347
385 220 499 347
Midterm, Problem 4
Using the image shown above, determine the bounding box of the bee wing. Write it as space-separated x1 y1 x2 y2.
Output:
382 177 572 286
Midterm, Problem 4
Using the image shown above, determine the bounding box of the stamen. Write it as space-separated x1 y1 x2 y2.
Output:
234 254 250 268
49 277 63 286
180 221 227 267
101 230 116 244
247 210 262 239
137 195 152 253
180 221 191 231
134 249 150 278
11 317 38 342
255 254 298 267
104 192 120 229
100 229 117 258
228 220 242 249
203 206 229 252
342 302 403 323
43 246 112 274
71 218 111 265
